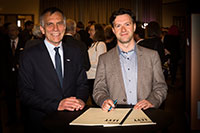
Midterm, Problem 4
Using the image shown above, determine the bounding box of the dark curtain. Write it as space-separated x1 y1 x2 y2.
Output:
40 0 162 26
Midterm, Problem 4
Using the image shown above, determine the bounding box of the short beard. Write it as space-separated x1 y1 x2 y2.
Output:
118 37 132 44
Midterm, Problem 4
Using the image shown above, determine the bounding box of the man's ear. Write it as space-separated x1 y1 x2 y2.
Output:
112 27 116 35
40 26 45 34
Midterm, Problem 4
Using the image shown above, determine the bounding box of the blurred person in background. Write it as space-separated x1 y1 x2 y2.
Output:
24 25 44 50
163 25 181 86
138 21 166 66
134 21 145 45
63 19 90 71
76 21 93 49
104 24 117 51
19 20 34 48
87 23 107 105
2 23 24 125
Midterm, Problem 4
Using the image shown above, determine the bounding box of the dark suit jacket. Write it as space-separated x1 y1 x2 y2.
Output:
19 29 33 48
63 35 91 71
77 30 93 48
2 36 24 88
18 39 89 124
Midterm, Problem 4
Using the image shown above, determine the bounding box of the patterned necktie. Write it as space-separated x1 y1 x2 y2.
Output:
12 40 15 55
54 47 63 87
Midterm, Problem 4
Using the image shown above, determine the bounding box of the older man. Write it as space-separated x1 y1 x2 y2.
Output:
19 7 88 132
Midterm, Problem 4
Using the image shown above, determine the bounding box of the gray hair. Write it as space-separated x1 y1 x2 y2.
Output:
40 7 66 27
65 19 76 35
32 25 42 38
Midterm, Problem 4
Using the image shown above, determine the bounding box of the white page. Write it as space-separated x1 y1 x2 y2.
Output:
69 108 131 126
122 109 156 126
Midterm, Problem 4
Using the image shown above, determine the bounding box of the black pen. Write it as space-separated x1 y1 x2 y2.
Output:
108 99 117 112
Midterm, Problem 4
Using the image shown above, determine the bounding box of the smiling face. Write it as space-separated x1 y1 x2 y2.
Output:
40 11 66 46
112 14 136 47
88 25 95 40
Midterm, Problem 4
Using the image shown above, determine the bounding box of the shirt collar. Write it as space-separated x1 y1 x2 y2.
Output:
118 44 137 55
136 39 144 44
44 38 63 51
11 37 19 44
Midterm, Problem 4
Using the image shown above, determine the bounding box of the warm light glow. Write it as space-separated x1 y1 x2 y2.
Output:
17 20 21 27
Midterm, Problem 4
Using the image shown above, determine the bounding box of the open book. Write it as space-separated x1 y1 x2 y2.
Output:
69 108 156 127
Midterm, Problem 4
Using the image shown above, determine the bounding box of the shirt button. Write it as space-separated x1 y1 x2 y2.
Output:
129 91 132 93
128 68 130 70
127 58 129 60
123 99 127 102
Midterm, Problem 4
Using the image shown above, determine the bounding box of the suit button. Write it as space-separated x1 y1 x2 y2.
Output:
123 99 127 102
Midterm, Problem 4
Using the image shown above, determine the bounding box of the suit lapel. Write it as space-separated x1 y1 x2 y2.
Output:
111 47 127 96
40 42 63 90
136 45 143 99
62 43 71 90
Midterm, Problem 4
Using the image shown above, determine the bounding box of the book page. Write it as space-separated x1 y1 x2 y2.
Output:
69 108 131 126
122 109 156 126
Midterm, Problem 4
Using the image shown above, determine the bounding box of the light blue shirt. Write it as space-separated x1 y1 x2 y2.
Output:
118 45 138 105
44 39 64 77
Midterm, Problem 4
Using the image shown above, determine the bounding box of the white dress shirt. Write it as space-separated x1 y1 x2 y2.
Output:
10 37 19 49
44 39 64 77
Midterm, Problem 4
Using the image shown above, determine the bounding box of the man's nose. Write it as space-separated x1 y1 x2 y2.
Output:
121 26 126 32
53 24 59 31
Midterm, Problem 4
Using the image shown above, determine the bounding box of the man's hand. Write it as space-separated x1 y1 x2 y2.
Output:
101 99 115 112
58 97 85 111
134 100 154 110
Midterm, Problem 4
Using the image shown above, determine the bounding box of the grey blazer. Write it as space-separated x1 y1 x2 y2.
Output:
93 45 168 108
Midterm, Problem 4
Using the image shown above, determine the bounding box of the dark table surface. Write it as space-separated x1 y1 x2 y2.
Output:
42 106 174 133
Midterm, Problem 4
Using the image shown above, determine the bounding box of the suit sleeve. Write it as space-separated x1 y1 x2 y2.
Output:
66 48 89 102
74 50 89 103
146 51 168 108
92 55 110 106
